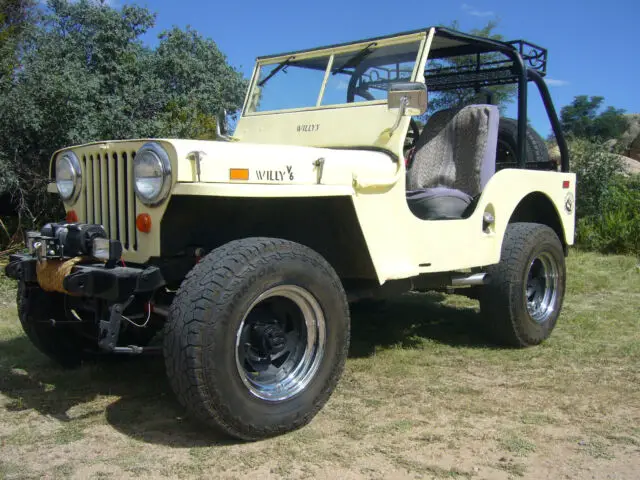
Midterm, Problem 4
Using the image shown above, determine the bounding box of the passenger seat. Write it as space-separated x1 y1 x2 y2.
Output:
405 105 499 220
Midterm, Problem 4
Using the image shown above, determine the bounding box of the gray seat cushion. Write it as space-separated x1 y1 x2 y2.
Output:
406 187 473 220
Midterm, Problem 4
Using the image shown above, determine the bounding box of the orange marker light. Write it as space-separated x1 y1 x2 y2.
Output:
65 210 78 223
136 213 152 233
230 168 249 181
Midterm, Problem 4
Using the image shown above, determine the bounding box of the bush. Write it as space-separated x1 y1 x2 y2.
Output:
577 177 640 254
570 138 624 218
570 139 640 255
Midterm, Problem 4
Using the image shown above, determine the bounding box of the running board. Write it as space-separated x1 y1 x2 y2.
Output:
451 273 489 286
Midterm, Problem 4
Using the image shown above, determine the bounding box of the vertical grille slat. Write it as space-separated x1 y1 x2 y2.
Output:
83 156 92 224
92 155 101 226
117 153 127 249
77 147 138 253
107 153 117 240
100 153 109 234
126 152 136 251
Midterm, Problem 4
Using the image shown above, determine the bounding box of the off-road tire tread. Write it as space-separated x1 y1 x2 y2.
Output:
163 237 349 440
480 222 565 347
498 117 549 165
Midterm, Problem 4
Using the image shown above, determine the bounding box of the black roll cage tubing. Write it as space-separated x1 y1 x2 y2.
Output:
434 28 569 172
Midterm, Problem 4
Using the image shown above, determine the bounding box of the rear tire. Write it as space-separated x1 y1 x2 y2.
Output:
163 237 350 440
480 223 566 347
497 118 549 166
17 282 89 368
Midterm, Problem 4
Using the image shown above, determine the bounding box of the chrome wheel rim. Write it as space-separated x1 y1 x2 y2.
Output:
235 285 326 402
525 252 559 324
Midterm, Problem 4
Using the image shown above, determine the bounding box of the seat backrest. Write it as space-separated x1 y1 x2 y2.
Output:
413 107 458 151
406 105 499 196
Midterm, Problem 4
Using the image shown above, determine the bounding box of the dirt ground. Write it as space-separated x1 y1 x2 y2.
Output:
0 250 639 479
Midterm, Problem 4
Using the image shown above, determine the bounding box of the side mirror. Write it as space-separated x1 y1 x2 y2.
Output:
388 82 428 116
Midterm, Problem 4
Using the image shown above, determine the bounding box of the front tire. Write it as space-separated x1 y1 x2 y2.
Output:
480 223 566 347
163 238 350 440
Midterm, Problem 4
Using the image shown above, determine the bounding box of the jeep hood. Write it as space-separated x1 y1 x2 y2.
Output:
168 139 398 188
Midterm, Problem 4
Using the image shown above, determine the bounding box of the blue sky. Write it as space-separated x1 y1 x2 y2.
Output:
118 0 637 135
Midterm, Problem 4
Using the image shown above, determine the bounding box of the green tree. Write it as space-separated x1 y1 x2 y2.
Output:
426 20 517 114
0 0 247 241
560 95 628 141
0 0 37 79
153 27 247 139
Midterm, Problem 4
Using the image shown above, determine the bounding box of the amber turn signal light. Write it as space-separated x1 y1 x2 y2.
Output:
65 210 78 223
230 168 249 181
136 213 152 233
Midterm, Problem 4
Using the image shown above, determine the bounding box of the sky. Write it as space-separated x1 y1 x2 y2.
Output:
114 0 638 136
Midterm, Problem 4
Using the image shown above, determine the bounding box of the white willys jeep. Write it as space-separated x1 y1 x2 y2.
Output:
5 26 575 440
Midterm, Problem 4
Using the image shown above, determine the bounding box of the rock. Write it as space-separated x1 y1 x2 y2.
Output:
619 114 640 160
603 138 618 152
616 155 640 175
547 143 640 176
620 114 640 147
549 144 561 164
629 134 640 161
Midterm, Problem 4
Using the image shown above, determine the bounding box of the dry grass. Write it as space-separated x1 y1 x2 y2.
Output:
0 250 639 479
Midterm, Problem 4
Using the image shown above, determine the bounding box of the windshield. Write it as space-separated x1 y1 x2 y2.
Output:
245 40 423 114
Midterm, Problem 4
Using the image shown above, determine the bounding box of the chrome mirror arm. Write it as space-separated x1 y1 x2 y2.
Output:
389 96 409 135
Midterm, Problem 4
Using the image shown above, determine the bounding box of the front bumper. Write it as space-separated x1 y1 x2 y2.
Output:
5 253 165 303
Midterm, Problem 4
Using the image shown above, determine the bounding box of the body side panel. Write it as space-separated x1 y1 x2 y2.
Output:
350 168 576 283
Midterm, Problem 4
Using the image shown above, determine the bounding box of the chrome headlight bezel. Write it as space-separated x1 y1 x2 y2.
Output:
55 152 82 203
133 142 173 206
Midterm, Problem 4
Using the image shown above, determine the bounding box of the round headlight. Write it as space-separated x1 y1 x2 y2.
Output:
56 152 82 203
134 143 172 206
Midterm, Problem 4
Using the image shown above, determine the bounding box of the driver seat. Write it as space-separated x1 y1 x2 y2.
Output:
406 105 499 220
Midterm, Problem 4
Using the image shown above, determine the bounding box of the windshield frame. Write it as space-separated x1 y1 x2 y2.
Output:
242 31 428 117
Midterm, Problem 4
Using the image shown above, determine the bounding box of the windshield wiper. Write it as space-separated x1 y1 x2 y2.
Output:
258 56 295 87
332 42 377 75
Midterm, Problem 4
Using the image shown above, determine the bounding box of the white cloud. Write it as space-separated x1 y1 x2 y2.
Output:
545 77 570 87
334 80 349 91
461 3 495 17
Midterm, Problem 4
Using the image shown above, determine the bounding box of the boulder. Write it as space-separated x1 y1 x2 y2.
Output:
620 114 640 160
620 114 640 149
548 144 561 164
617 155 640 175
629 134 640 161
546 143 640 176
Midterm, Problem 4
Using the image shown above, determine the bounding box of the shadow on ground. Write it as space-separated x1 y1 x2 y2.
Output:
0 291 491 447
0 337 234 447
349 291 492 357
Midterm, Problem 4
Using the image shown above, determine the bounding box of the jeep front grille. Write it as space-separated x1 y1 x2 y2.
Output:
80 150 138 252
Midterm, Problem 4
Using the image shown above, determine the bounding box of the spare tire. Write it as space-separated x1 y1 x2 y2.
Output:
497 117 549 166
